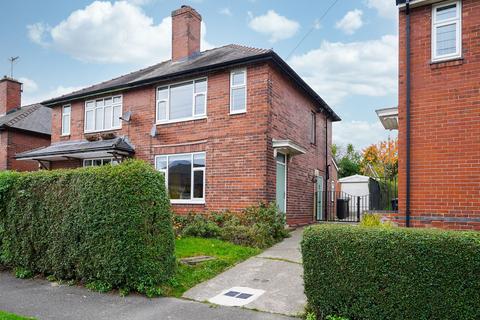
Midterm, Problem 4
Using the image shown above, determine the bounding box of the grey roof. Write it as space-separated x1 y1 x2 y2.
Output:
41 44 340 121
0 103 51 135
16 136 134 159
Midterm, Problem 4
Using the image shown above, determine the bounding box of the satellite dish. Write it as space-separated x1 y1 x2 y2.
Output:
150 124 157 137
120 111 132 122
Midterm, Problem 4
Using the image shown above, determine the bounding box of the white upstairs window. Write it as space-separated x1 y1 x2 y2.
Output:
230 69 247 114
432 1 462 62
61 105 71 136
84 95 122 133
156 78 207 123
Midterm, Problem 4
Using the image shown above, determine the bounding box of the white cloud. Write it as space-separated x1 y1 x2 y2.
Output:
336 9 363 35
248 10 300 43
289 35 398 106
27 22 50 47
22 84 86 105
18 77 38 93
333 120 397 149
219 8 232 16
28 1 213 64
365 0 398 19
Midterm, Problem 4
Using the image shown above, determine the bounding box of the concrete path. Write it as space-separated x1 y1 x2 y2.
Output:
183 228 306 316
0 272 293 320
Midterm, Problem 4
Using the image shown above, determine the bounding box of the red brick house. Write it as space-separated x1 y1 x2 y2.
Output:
393 0 480 230
0 77 51 171
17 6 340 226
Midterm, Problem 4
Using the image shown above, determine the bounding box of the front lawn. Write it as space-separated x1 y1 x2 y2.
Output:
0 311 35 320
162 237 260 297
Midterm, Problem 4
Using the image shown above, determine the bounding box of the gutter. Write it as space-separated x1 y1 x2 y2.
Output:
405 0 412 227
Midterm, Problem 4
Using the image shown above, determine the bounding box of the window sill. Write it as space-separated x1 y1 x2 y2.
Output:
229 110 247 115
156 116 207 125
430 56 464 69
171 199 205 205
60 134 71 138
84 128 122 134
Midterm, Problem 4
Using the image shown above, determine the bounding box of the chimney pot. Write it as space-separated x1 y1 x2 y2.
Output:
171 5 202 61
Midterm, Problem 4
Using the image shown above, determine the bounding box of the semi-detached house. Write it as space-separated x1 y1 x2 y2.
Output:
17 5 340 226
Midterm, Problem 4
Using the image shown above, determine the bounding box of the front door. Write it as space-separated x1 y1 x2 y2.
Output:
316 176 324 220
276 153 287 214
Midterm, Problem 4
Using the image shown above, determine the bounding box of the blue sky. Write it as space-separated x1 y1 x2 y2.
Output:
0 0 398 149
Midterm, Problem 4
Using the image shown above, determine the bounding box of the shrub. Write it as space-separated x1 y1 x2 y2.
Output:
0 160 175 293
360 213 393 228
174 202 289 248
181 215 222 238
302 224 480 320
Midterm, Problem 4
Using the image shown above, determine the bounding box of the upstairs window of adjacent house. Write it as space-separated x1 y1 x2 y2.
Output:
155 152 206 203
230 69 247 114
156 78 207 123
85 95 122 133
61 105 71 136
432 1 462 62
310 111 316 144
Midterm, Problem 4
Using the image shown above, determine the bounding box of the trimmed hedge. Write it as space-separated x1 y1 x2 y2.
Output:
302 224 480 320
0 160 175 293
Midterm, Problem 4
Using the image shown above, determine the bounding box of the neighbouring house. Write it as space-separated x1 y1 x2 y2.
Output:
0 77 51 171
392 0 480 230
17 6 340 226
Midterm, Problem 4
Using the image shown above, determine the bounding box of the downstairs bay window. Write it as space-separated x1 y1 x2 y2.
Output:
155 152 206 204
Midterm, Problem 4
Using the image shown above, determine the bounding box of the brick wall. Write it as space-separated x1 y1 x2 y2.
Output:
0 131 7 170
398 0 480 230
6 129 50 171
50 62 334 225
267 64 333 226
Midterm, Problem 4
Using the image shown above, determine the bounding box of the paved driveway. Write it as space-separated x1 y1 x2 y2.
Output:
0 272 293 320
183 228 306 316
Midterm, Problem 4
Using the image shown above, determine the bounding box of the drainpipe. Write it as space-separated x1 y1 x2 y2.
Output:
325 115 329 221
405 0 411 227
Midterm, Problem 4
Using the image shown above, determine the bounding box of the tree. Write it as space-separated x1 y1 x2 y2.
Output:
332 143 362 178
361 138 398 179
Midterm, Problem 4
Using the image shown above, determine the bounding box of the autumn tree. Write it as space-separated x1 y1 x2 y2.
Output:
361 138 398 179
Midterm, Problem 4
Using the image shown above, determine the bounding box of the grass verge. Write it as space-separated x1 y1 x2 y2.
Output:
162 237 260 297
0 311 35 320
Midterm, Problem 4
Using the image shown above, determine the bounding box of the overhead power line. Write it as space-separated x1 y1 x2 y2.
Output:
286 0 340 59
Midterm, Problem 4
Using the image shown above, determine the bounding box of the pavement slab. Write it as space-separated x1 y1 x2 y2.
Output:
0 272 293 320
183 228 306 316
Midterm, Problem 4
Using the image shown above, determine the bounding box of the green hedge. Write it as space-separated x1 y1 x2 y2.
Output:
0 160 175 293
302 225 480 320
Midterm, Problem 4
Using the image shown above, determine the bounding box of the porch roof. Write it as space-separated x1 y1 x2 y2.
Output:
16 137 135 161
272 139 306 156
376 107 398 130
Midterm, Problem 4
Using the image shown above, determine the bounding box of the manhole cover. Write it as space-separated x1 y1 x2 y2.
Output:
209 287 265 306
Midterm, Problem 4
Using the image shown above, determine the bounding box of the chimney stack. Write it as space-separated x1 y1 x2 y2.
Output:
171 5 202 61
0 77 22 115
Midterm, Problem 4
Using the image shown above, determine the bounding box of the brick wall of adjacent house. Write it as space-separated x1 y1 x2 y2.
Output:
6 129 50 171
50 62 334 225
397 0 480 230
267 64 334 226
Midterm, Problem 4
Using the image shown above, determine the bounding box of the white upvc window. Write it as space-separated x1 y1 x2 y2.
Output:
432 1 462 62
230 69 247 114
84 95 122 133
83 158 119 167
61 105 71 136
155 152 206 204
156 78 207 124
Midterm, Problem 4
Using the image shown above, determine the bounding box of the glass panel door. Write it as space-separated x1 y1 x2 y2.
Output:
276 153 287 214
316 176 324 220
